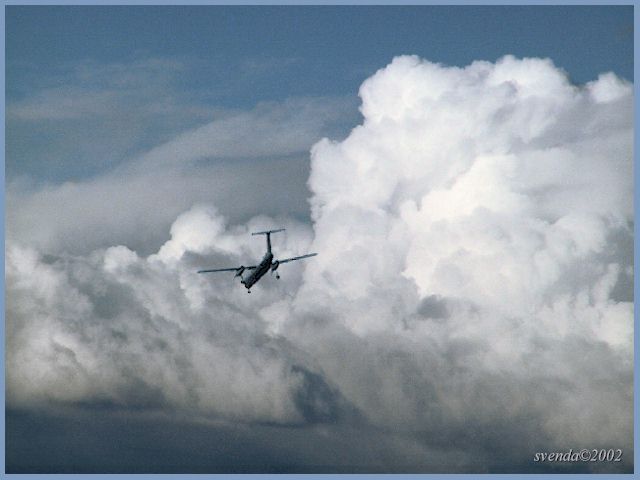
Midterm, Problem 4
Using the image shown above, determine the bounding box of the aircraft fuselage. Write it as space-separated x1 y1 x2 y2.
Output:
240 252 274 290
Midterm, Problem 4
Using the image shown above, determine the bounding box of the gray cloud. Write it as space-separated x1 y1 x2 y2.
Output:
7 57 359 183
7 58 215 181
8 58 194 124
7 85 359 256
6 55 633 473
416 294 450 320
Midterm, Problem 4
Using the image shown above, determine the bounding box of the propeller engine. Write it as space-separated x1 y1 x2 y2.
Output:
271 261 280 279
234 266 246 277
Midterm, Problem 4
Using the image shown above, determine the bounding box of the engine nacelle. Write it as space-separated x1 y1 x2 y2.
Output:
235 266 246 277
271 261 280 272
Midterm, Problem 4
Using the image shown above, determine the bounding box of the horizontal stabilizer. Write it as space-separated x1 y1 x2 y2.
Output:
252 228 285 236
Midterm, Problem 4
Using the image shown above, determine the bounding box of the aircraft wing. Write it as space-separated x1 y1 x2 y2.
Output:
277 253 318 264
197 265 257 274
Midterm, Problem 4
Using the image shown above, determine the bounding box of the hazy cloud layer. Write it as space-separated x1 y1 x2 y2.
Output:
7 58 217 181
6 55 633 472
7 70 358 255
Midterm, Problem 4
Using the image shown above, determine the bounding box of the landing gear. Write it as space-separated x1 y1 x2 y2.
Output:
275 273 280 280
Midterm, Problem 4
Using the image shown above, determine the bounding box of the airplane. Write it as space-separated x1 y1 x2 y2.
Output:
197 228 317 293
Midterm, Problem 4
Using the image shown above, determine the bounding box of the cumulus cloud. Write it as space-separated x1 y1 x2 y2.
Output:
6 55 633 472
7 206 326 424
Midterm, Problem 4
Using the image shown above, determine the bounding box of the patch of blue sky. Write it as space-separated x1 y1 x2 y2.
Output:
4 6 633 183
7 6 633 102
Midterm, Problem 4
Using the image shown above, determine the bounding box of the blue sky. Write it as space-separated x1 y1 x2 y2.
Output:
6 6 633 183
7 6 633 103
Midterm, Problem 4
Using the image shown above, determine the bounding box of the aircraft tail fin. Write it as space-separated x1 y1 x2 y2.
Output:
251 229 285 254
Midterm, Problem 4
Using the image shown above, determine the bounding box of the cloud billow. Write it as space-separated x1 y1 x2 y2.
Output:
6 55 633 472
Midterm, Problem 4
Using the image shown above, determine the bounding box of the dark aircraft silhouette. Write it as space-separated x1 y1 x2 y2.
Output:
197 229 317 293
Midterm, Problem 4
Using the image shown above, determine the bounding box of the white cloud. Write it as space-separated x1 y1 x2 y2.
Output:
6 55 633 472
299 55 632 465
6 208 319 425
